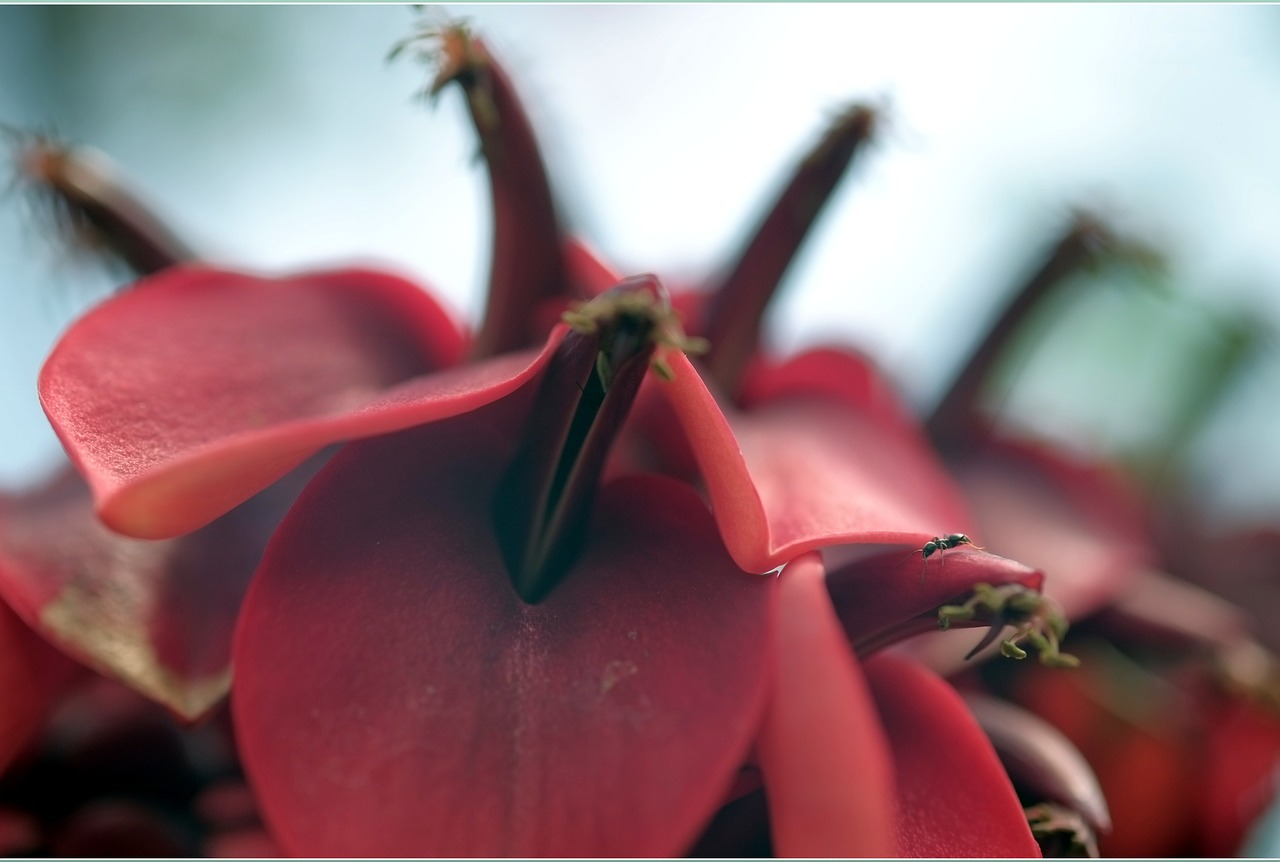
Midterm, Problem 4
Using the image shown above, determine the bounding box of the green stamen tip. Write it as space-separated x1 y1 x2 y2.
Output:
937 582 1080 668
1001 639 1029 660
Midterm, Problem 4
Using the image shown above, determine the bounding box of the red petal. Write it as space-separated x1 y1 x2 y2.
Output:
0 597 84 773
1199 697 1280 855
756 553 896 857
953 437 1153 619
652 350 975 572
0 461 319 719
865 655 1042 857
825 546 1044 656
563 239 623 298
40 266 565 538
233 395 776 857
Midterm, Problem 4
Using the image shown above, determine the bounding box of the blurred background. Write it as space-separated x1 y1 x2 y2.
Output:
3 3 1280 528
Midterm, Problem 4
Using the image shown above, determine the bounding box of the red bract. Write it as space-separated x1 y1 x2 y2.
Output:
756 553 895 857
232 321 778 856
867 654 1043 858
37 265 569 540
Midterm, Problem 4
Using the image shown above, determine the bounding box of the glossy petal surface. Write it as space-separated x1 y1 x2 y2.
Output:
0 460 319 719
40 265 565 538
757 553 895 857
233 395 776 857
866 655 1042 858
648 349 974 573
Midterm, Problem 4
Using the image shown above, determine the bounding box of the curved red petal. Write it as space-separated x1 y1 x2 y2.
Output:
825 546 1044 656
953 437 1153 619
0 459 320 719
0 597 84 773
233 395 776 857
757 553 896 857
865 655 1042 858
652 350 974 572
40 266 564 538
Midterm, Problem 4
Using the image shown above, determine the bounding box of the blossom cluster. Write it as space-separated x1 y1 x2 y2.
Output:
2 17 1278 859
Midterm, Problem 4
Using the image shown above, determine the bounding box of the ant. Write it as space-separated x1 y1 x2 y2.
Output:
911 533 984 584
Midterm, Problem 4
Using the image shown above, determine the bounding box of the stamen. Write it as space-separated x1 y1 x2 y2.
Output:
938 582 1079 668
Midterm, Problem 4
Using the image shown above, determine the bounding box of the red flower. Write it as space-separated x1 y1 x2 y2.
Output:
12 19 1092 858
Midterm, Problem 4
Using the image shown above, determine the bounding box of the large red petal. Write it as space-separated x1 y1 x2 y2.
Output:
40 265 563 538
756 553 896 857
233 395 776 857
651 350 975 572
0 459 320 719
953 437 1153 619
0 597 84 773
865 655 1042 858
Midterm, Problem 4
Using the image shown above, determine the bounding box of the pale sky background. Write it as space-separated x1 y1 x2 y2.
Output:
3 4 1280 525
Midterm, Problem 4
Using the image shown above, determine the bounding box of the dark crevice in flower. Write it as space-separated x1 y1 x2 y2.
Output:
493 278 695 603
5 130 199 277
700 103 879 399
1025 802 1101 858
925 212 1152 454
964 693 1111 838
395 18 572 360
939 582 1079 667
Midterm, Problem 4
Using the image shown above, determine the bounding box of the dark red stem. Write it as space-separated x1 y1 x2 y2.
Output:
18 138 198 276
430 27 572 360
700 104 878 398
925 213 1116 453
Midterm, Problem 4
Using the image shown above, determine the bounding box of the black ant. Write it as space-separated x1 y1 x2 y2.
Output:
911 533 984 583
